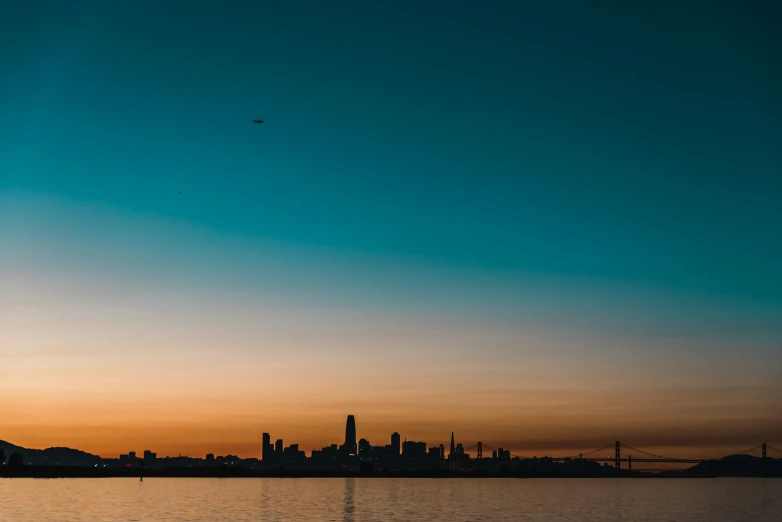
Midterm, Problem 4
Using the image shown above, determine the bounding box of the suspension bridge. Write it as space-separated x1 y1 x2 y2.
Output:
462 441 782 471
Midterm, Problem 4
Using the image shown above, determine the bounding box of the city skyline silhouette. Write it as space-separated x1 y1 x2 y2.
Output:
2 413 781 465
3 414 781 479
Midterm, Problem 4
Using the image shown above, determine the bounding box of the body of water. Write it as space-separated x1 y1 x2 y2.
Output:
1 478 780 521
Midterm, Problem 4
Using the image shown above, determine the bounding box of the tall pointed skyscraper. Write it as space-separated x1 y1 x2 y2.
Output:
344 415 357 455
449 430 456 470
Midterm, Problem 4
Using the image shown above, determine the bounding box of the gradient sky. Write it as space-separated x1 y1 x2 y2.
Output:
2 1 781 459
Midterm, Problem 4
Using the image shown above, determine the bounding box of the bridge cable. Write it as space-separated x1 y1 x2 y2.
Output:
620 444 677 460
562 443 615 460
581 443 615 457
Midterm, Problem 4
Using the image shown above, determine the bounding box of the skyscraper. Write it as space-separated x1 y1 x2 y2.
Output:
391 432 401 455
262 432 271 461
344 415 357 455
449 431 456 470
275 439 283 455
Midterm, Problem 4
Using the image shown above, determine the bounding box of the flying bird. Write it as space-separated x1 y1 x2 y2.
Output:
178 191 181 195
253 119 264 124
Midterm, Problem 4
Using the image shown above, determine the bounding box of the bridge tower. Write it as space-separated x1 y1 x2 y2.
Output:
762 443 767 459
615 441 620 470
477 442 483 459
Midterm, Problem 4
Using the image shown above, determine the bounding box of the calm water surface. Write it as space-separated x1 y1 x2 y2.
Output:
1 478 780 521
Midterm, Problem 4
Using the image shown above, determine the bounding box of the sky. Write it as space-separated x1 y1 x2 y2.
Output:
1 1 781 459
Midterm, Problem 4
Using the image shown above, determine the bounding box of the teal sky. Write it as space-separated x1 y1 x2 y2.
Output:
2 1 781 455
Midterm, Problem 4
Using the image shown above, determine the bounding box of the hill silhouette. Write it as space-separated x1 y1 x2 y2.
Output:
0 440 102 467
677 455 782 477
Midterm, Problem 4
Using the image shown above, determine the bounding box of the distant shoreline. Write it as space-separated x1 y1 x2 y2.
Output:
0 467 725 479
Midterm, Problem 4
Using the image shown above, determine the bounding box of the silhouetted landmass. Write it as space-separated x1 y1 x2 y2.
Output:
0 440 102 467
666 455 782 478
7 453 24 469
0 465 669 479
3 455 779 478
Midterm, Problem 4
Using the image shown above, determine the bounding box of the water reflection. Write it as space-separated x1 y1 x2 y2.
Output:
343 478 355 522
258 478 271 521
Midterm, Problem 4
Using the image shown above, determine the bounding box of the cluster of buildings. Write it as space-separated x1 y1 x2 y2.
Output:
116 414 520 471
118 450 255 469
258 415 514 472
112 415 604 474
